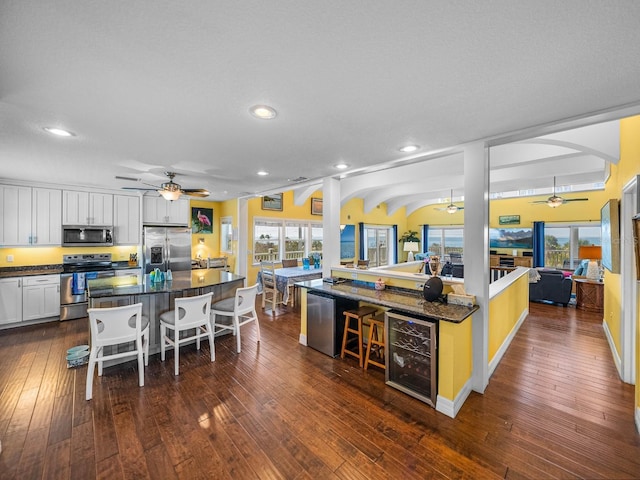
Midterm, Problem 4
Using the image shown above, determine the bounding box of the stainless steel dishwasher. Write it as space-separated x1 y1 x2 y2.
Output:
306 291 357 357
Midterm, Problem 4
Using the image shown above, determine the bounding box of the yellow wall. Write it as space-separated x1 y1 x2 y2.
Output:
0 245 138 267
219 198 238 273
610 115 640 412
438 317 473 401
341 198 410 260
488 273 529 362
406 187 608 254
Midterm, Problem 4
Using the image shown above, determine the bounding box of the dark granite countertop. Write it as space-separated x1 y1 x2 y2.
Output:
0 265 63 278
87 270 245 298
298 279 477 323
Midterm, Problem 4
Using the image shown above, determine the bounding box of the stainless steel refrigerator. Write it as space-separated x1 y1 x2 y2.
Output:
143 226 192 274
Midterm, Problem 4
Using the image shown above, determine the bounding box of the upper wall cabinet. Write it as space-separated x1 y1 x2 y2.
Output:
0 185 62 246
113 194 141 245
62 191 113 226
143 196 189 226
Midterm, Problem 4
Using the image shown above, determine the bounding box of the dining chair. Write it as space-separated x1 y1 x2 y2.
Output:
281 259 298 267
211 283 260 353
260 261 279 312
86 302 149 400
159 292 214 375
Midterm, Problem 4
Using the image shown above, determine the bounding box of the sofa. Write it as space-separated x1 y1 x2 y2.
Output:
529 269 573 306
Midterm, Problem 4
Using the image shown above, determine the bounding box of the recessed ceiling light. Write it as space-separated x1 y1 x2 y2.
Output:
44 127 75 137
399 144 419 153
257 170 269 176
250 105 277 120
334 163 349 170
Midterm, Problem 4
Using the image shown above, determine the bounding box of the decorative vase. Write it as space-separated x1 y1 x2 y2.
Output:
429 256 440 276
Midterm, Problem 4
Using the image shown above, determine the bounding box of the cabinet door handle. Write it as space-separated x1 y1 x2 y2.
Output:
18 279 21 287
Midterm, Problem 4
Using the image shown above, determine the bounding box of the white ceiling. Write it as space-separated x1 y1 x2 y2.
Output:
1 1 639 206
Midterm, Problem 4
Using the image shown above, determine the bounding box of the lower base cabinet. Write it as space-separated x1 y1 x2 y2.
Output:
0 278 22 325
22 275 60 321
385 310 437 407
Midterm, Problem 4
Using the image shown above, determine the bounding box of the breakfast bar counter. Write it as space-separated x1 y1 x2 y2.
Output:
87 270 245 360
298 278 478 323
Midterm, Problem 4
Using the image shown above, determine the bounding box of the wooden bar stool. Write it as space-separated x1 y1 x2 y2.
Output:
340 306 378 367
364 316 386 371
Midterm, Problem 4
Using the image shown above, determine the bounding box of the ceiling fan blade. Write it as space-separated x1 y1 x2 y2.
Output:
562 198 589 202
531 200 550 204
116 175 161 189
181 189 210 197
121 186 157 191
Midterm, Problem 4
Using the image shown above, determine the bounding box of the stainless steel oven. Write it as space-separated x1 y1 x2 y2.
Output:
60 253 115 320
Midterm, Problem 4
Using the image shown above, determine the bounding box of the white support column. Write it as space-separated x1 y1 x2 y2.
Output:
237 197 249 282
322 177 341 277
463 141 490 393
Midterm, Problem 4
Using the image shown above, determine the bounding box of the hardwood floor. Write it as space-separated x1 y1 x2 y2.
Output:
1 301 639 479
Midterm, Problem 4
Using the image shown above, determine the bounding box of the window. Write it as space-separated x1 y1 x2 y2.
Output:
426 227 464 259
363 226 390 267
220 216 232 253
253 218 323 264
544 224 601 269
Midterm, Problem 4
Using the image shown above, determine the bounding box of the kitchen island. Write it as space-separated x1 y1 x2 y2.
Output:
298 278 478 416
87 269 245 358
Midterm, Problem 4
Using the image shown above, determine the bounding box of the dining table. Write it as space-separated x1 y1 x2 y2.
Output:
257 266 323 307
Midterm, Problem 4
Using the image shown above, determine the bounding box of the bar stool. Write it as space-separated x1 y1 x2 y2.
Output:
340 306 378 367
364 316 386 371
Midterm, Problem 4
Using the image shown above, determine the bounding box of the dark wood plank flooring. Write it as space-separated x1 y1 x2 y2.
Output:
1 301 639 479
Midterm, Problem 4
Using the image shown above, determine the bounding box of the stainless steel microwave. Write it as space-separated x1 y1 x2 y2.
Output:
62 226 114 246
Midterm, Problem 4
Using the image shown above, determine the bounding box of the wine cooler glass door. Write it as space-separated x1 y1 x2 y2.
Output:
385 310 437 406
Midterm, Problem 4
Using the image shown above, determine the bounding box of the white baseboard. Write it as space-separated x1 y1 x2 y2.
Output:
299 333 307 346
488 307 528 377
436 377 472 418
602 319 623 379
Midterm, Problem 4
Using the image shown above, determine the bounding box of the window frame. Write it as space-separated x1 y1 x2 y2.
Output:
253 217 323 265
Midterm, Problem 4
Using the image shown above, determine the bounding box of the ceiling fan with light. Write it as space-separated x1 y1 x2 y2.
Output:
116 171 210 200
434 189 464 214
530 176 588 208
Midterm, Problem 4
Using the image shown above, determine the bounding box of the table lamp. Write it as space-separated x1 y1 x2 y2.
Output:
403 241 419 262
578 245 602 281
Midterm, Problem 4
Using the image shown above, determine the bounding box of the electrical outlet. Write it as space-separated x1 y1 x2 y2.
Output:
416 282 424 289
7 255 14 262
351 273 357 279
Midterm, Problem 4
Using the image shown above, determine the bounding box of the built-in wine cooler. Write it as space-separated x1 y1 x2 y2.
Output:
385 310 437 407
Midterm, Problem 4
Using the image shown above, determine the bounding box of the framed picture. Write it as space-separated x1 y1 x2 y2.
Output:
499 215 520 225
311 197 323 215
601 198 620 273
192 207 213 234
262 193 283 211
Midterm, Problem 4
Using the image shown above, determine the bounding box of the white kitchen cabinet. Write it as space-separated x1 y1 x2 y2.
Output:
31 187 62 245
0 185 61 246
114 194 141 245
143 196 189 225
22 275 60 321
0 278 23 325
63 190 113 225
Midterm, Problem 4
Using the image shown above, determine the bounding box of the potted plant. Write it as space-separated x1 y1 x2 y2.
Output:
399 231 420 261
